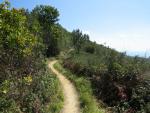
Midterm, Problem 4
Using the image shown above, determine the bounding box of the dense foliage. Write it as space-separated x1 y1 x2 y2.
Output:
71 29 89 53
0 2 63 113
62 33 150 113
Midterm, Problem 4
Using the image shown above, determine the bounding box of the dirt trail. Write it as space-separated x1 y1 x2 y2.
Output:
48 60 80 113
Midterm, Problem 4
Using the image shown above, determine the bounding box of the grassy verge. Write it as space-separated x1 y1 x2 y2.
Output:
44 72 64 113
54 61 106 113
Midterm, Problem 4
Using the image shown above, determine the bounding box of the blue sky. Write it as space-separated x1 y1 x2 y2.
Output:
1 0 150 57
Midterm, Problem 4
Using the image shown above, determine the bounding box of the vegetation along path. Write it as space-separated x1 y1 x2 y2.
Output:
48 60 80 113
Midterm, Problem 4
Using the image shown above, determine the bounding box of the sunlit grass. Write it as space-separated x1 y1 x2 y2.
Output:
54 61 106 113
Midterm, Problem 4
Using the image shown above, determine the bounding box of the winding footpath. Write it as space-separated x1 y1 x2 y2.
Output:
48 60 80 113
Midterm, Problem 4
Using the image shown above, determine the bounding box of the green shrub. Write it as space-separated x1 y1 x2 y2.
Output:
62 51 150 112
0 2 63 112
84 45 95 54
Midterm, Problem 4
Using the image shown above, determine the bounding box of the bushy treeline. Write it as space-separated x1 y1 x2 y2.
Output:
0 2 64 112
24 5 72 57
62 30 150 112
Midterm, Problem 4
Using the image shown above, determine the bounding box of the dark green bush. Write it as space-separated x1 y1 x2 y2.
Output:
84 45 95 54
62 50 150 113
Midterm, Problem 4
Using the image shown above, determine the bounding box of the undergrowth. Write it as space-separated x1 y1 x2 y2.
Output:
54 61 106 113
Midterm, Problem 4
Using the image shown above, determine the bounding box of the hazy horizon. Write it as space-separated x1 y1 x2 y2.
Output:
5 0 150 57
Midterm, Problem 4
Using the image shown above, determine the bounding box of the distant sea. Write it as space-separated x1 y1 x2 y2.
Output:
126 51 150 58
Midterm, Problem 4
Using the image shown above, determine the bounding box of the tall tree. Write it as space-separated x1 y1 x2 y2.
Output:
31 5 60 56
72 29 85 53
